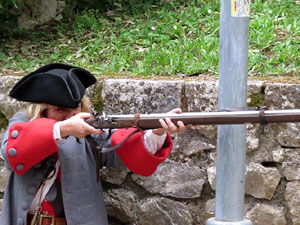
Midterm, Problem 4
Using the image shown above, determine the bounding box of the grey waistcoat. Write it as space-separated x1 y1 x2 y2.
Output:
0 112 124 225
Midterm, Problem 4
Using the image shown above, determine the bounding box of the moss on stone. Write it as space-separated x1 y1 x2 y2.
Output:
248 93 265 107
90 82 104 113
0 111 8 129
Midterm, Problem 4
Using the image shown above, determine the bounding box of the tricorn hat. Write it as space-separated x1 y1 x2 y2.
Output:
9 63 97 108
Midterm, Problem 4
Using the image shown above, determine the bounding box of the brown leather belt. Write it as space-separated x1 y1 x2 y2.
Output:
28 214 67 225
40 215 66 225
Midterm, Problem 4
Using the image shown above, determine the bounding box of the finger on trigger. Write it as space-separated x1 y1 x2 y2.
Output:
84 122 99 134
90 128 104 136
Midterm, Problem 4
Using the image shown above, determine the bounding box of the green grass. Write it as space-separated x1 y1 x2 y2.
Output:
0 0 299 77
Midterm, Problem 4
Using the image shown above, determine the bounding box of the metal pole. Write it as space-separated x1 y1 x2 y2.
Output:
206 0 252 224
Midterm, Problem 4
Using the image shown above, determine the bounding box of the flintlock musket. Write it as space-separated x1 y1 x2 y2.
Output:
85 108 300 130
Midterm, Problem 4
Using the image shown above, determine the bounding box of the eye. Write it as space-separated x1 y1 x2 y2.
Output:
55 107 67 112
41 109 48 118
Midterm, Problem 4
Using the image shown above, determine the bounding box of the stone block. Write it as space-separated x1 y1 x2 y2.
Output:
132 159 205 199
104 188 138 223
102 79 184 114
246 203 286 225
18 0 66 29
264 83 300 109
285 181 300 225
0 167 8 193
101 167 129 185
277 123 300 148
282 148 300 180
207 166 216 190
0 76 26 119
137 197 193 225
245 162 281 200
185 81 218 112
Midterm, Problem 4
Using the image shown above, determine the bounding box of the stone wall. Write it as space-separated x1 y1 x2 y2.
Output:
1 77 300 225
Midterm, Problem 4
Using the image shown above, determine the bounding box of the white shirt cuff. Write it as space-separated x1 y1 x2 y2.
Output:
143 130 167 155
53 122 62 142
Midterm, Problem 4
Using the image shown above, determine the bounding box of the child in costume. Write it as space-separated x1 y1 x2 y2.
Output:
0 63 188 225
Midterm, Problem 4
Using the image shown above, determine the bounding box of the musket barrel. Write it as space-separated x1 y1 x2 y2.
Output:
96 109 300 129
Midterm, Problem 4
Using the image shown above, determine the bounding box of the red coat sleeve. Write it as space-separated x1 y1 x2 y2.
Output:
114 128 173 176
6 118 58 175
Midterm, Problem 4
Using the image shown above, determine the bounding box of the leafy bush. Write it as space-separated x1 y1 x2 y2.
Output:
0 0 17 14
0 0 20 37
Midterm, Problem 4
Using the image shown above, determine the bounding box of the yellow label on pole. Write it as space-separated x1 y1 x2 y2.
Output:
232 0 237 16
232 0 250 17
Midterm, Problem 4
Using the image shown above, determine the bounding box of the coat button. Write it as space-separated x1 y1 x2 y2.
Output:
46 158 53 166
17 218 24 225
35 171 44 180
11 130 19 139
27 186 36 195
22 201 29 210
16 164 24 171
8 148 17 156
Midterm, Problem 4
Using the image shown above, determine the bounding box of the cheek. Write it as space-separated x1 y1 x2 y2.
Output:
47 111 68 121
75 109 81 114
56 115 67 121
71 108 81 115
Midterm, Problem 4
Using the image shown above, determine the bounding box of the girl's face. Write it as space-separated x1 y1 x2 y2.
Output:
44 103 81 121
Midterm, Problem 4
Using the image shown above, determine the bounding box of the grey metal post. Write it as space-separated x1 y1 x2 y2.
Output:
206 0 252 224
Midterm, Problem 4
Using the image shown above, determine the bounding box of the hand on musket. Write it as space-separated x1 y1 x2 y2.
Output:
58 112 104 138
152 108 194 135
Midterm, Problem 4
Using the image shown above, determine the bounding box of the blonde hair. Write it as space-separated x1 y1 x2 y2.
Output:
26 96 92 121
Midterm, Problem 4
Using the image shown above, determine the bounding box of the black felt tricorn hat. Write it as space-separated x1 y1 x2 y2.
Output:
9 63 97 108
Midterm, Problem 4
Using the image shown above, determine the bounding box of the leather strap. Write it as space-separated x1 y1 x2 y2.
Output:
133 113 141 128
41 217 66 225
101 129 140 153
29 161 60 215
86 113 143 182
87 128 142 182
259 108 267 124
49 180 65 217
